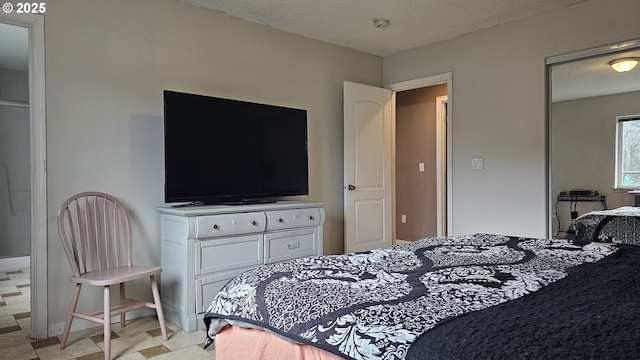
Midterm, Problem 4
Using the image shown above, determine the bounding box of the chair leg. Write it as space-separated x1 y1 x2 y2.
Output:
119 282 126 328
104 285 111 360
60 283 82 349
150 275 168 340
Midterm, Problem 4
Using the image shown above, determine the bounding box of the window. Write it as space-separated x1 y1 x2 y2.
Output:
616 115 640 188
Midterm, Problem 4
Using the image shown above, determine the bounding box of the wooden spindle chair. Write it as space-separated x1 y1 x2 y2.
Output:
57 192 168 359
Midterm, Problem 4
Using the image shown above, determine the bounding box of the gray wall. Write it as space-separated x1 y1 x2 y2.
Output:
44 0 381 333
552 91 640 236
384 0 640 238
0 68 30 258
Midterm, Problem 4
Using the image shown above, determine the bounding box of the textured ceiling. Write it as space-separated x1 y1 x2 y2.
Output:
180 0 588 57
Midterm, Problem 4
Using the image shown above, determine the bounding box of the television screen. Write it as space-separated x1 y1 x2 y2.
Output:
163 90 308 204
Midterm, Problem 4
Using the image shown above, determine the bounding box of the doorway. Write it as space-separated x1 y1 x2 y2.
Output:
0 13 47 339
0 23 30 268
395 84 447 241
343 75 453 252
388 73 453 240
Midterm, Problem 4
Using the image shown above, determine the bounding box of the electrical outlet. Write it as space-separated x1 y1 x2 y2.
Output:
401 214 407 223
419 163 425 172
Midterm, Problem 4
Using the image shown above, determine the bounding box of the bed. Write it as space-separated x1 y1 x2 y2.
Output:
203 233 640 359
565 206 640 246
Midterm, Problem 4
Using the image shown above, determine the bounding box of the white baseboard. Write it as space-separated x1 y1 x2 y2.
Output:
0 256 30 271
394 239 411 245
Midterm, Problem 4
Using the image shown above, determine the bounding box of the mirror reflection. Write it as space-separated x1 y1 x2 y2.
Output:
550 45 640 238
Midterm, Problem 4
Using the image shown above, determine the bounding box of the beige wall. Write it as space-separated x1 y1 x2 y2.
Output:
551 91 640 236
384 0 640 238
44 0 381 333
396 84 447 241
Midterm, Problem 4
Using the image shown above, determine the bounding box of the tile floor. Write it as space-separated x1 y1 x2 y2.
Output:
0 268 216 359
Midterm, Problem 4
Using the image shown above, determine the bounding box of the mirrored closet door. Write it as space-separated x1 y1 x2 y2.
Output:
548 39 640 238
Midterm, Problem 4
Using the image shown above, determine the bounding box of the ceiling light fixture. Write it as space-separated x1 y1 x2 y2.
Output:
372 18 390 29
609 57 640 72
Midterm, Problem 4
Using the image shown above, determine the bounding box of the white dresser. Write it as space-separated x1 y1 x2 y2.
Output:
158 201 325 332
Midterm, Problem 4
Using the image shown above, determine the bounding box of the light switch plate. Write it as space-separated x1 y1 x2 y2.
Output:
471 158 484 170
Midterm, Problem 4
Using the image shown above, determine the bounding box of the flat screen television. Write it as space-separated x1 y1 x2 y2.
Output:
163 90 309 205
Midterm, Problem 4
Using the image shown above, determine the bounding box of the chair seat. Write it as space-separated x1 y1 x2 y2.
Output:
71 266 162 286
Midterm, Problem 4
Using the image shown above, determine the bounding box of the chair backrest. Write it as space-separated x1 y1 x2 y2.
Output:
57 192 133 277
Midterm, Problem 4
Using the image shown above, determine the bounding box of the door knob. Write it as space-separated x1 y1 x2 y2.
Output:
347 184 356 191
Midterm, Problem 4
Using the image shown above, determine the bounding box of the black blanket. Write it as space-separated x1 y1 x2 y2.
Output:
408 245 640 360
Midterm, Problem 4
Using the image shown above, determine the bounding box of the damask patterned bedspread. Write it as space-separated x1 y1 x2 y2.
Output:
565 206 640 245
203 233 615 360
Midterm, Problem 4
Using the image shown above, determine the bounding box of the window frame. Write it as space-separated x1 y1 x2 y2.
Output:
615 114 640 189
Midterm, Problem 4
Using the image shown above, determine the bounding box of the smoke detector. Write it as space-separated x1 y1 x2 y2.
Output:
372 18 390 29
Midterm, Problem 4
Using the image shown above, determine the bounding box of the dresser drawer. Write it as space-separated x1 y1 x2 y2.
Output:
194 212 266 239
265 228 317 264
195 234 263 275
265 208 322 231
195 270 246 313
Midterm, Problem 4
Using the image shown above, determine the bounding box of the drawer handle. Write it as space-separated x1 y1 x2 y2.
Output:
252 220 258 226
287 241 300 249
309 215 314 221
213 224 219 230
279 218 284 223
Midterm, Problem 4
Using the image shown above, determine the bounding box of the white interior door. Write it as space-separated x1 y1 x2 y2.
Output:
343 81 393 253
